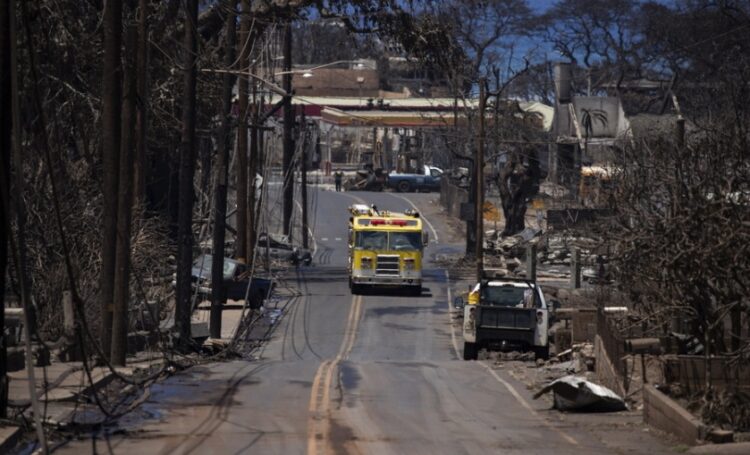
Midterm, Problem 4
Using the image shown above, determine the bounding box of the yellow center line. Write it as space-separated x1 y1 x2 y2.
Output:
307 295 363 455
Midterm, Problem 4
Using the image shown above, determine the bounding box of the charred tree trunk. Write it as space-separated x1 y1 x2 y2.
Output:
496 149 540 237
99 0 123 359
235 0 249 261
134 0 149 209
111 17 138 366
175 0 198 348
210 0 236 339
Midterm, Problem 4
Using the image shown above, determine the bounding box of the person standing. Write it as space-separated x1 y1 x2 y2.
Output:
334 170 343 192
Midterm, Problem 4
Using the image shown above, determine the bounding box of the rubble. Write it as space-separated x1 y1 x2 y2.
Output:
343 165 386 191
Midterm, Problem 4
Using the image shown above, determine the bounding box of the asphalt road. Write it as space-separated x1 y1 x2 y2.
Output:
57 186 674 455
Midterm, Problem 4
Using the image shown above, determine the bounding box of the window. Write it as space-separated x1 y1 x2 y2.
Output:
430 168 442 178
356 231 388 250
388 232 422 251
481 285 536 308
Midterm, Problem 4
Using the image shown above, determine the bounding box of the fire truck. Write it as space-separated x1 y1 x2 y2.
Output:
348 204 428 295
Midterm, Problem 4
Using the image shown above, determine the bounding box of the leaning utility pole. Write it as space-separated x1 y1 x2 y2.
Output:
247 68 259 264
300 107 308 249
475 78 486 281
282 21 294 239
210 0 236 339
175 0 199 348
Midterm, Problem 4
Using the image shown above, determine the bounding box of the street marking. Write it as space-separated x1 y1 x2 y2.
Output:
321 238 328 241
307 294 363 455
445 270 461 359
444 270 578 447
386 193 439 243
334 237 341 241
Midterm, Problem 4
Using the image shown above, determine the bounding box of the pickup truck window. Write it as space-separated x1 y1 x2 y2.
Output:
481 285 536 308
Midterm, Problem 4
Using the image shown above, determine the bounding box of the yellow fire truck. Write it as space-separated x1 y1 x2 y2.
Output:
348 204 428 295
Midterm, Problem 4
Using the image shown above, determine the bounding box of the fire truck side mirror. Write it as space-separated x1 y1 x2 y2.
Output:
422 232 429 246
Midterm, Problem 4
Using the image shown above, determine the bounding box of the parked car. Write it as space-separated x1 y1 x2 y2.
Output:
188 254 273 307
257 233 313 265
386 165 443 192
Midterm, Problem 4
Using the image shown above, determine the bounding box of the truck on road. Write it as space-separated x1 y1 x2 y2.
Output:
348 204 428 295
456 275 550 360
386 165 443 193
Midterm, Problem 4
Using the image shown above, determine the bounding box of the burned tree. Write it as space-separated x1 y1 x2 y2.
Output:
495 146 540 236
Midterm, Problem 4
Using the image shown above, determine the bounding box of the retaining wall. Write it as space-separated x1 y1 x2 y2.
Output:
643 384 706 446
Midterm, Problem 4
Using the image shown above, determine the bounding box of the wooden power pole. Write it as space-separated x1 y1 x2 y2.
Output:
175 0 198 348
475 78 486 282
210 1 236 339
0 0 10 418
301 107 308 249
282 21 294 239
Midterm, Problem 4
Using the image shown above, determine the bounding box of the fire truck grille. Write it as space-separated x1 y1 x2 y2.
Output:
376 255 400 275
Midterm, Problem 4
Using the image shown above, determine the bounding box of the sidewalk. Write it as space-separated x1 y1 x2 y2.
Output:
0 313 230 451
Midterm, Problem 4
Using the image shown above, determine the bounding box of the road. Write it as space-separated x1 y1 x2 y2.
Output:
57 187 673 454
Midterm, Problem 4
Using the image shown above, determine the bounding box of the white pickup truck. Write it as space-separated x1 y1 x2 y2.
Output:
455 277 550 360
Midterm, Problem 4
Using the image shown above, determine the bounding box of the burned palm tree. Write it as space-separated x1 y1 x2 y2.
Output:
580 108 608 155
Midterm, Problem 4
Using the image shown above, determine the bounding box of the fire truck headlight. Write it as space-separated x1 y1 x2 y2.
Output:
404 258 415 270
361 257 374 269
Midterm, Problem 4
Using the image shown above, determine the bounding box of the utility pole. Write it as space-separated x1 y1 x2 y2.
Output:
247 72 259 267
0 0 10 418
475 78 486 281
300 107 308 249
111 17 138 366
99 0 123 360
175 0 198 348
236 3 249 262
210 0 236 340
282 21 294 239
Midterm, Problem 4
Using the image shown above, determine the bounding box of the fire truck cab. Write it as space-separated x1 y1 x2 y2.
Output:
348 204 427 296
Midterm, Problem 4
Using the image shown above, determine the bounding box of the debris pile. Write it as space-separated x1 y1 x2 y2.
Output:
343 165 386 191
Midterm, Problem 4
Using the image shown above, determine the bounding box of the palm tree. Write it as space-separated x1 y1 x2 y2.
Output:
580 108 608 155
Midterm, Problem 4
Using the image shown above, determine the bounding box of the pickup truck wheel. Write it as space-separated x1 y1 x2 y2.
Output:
397 180 411 192
534 346 550 360
463 342 478 360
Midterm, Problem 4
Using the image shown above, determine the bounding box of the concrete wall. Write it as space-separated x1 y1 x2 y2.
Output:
594 334 626 398
643 384 706 446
